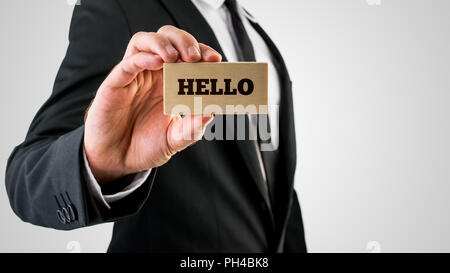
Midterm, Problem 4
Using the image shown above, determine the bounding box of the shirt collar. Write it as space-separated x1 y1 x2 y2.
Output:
193 0 257 23
194 0 226 10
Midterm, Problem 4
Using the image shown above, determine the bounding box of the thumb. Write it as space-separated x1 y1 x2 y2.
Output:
167 115 214 154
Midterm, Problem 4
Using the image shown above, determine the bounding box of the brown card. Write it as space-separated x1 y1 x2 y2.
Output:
163 62 268 115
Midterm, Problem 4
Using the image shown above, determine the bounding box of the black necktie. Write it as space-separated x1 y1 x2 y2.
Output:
224 0 256 62
224 0 278 209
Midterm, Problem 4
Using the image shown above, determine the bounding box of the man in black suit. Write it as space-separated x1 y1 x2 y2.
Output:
5 0 306 252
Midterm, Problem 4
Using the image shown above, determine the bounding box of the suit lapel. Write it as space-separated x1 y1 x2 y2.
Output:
249 19 296 186
226 116 273 212
246 17 298 238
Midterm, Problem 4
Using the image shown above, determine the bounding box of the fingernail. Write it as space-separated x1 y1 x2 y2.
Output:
188 46 201 58
165 45 178 56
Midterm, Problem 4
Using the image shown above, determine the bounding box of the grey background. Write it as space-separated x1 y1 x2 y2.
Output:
1 0 449 252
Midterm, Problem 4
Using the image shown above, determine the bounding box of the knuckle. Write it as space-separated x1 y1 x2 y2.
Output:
178 34 197 47
119 61 133 76
148 32 165 43
132 31 146 40
180 29 196 41
157 25 198 45
157 24 176 33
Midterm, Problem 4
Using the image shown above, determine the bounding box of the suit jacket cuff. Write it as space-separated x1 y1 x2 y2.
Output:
82 148 152 209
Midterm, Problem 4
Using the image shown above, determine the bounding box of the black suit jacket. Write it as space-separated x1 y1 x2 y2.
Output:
5 0 306 253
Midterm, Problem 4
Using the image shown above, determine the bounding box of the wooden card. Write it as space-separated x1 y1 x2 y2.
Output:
163 62 268 115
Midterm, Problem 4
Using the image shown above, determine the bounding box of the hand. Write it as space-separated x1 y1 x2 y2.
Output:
84 25 221 185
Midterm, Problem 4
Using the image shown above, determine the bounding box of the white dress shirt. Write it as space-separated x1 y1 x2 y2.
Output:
84 0 281 208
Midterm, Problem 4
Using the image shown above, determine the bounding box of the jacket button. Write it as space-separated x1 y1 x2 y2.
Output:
62 207 72 223
67 205 76 221
57 210 67 224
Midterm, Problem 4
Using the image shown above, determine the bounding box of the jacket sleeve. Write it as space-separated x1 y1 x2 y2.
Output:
5 0 155 230
283 190 308 253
